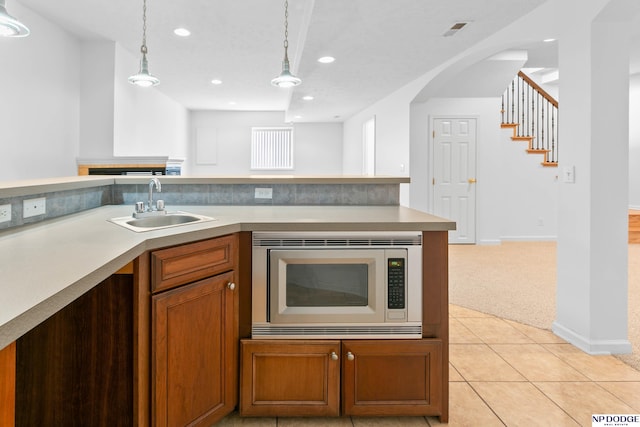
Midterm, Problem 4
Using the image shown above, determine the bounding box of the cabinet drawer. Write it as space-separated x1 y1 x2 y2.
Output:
151 234 237 293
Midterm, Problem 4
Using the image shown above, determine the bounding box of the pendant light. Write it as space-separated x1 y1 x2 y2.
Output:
0 0 29 37
271 0 301 88
128 0 159 87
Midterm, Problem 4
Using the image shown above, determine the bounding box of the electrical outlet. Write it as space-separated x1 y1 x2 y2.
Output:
23 197 46 218
255 188 273 199
0 204 11 223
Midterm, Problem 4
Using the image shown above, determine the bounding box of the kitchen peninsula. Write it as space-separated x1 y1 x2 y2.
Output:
0 175 455 426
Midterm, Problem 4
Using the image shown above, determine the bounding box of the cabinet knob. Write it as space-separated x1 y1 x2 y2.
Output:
347 352 355 361
227 282 236 290
330 351 338 361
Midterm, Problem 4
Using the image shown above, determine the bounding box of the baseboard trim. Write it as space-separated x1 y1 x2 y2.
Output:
500 235 558 242
477 239 501 245
552 321 632 355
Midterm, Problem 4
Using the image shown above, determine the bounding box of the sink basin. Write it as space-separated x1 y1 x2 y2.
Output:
109 211 215 232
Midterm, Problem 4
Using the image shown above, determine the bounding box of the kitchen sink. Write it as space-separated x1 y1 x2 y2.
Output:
109 212 215 232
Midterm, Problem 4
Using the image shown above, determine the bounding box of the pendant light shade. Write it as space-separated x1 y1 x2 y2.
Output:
271 0 301 88
128 49 160 87
129 0 159 87
0 0 29 37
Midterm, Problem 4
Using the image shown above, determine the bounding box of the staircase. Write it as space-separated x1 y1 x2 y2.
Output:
631 210 640 244
501 71 558 167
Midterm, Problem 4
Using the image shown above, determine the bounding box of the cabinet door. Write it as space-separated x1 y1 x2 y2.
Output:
152 271 238 427
240 340 341 417
342 339 443 416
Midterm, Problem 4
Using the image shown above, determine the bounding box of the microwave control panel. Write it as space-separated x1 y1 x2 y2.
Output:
387 258 406 309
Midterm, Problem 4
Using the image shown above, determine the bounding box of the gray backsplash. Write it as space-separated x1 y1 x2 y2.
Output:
0 183 399 231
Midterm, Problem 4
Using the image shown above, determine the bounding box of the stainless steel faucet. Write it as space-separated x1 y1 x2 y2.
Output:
148 177 162 211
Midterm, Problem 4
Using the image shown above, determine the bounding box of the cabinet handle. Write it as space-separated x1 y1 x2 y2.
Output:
330 351 338 361
227 282 236 290
347 352 355 361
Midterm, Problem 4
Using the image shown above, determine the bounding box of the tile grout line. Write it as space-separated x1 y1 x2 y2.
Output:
464 380 509 426
453 313 583 426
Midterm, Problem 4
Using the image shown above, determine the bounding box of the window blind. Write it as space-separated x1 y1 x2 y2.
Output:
251 127 294 170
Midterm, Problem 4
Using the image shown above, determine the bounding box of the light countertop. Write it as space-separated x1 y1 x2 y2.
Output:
0 204 454 350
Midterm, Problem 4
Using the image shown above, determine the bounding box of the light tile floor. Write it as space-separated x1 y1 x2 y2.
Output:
217 305 640 426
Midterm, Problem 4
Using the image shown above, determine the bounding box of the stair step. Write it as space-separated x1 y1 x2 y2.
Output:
541 161 558 167
630 210 640 244
512 136 533 141
527 149 550 154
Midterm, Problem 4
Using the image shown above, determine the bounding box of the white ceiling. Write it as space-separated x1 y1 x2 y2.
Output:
11 0 597 122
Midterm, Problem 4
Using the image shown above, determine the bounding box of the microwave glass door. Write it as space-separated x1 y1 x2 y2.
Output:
268 249 386 324
286 263 368 307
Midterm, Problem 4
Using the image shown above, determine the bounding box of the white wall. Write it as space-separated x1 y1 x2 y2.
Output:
188 111 343 175
344 83 422 206
0 5 189 182
630 73 640 209
113 45 189 161
0 3 80 181
79 41 115 159
408 97 558 243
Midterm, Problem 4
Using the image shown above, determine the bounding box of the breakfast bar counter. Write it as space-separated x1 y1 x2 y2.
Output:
0 203 453 351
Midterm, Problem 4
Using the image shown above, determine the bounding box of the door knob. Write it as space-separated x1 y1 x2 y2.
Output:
227 282 236 290
468 178 477 184
347 352 355 361
330 351 338 361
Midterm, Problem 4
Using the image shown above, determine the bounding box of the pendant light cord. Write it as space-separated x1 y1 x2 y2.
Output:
141 0 148 55
283 0 289 57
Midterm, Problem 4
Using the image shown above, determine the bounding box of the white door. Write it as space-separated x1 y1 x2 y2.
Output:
432 118 477 244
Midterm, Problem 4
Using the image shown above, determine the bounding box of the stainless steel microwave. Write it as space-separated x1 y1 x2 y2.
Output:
251 231 423 339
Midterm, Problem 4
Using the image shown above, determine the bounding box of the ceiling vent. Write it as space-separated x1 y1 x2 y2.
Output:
443 22 469 37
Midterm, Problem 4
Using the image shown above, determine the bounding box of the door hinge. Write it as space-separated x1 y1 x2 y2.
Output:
432 130 435 138
432 178 435 185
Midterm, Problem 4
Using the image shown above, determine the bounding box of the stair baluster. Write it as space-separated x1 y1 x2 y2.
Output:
501 71 559 167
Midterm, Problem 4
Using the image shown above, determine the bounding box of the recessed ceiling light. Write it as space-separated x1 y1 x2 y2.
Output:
318 56 335 64
173 28 191 37
211 79 222 85
228 101 237 105
543 38 556 43
294 115 302 119
302 95 314 101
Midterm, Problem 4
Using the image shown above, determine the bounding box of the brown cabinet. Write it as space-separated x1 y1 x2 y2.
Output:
239 338 442 418
341 339 442 416
150 234 239 427
240 340 341 417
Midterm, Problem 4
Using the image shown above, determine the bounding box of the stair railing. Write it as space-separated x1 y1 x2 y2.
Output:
501 71 559 166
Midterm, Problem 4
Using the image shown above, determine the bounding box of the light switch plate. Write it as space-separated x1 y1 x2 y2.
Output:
563 166 575 183
23 197 46 218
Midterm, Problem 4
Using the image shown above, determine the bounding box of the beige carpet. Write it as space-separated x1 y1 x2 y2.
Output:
448 241 640 370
